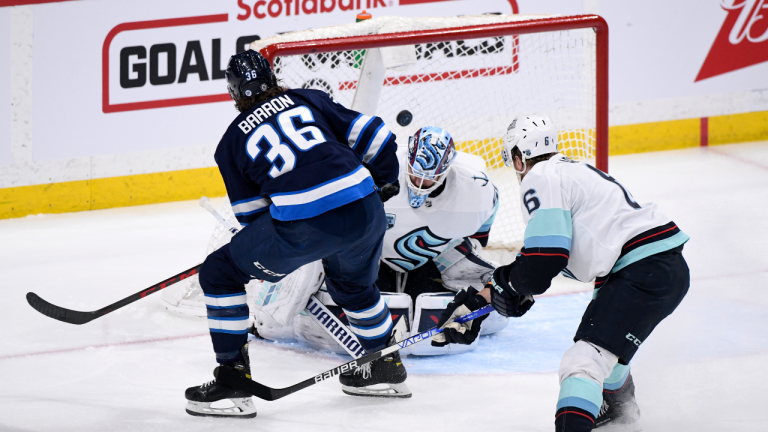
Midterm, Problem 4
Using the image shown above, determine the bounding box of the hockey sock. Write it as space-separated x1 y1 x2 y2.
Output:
199 246 253 363
343 295 393 353
603 363 630 392
555 377 601 432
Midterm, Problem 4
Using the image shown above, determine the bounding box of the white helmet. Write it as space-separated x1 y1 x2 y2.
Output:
501 114 559 173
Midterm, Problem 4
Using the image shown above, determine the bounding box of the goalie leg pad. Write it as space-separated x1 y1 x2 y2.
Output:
254 260 325 326
324 281 394 352
294 290 364 355
293 291 413 356
251 307 296 342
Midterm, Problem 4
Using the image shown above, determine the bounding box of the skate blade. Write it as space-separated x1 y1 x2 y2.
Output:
185 399 257 418
341 382 412 399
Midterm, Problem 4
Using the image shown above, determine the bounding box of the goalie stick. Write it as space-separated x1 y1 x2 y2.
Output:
216 304 494 401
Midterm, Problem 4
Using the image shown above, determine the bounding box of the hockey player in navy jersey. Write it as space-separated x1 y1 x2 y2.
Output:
184 50 406 418
434 114 690 432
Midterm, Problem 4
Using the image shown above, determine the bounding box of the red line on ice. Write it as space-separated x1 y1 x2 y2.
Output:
0 333 208 361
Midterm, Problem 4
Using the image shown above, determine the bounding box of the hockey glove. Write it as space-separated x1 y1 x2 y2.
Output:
488 264 535 318
378 180 400 203
431 287 489 347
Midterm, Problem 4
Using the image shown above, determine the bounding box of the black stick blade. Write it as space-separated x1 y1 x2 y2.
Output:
26 292 94 325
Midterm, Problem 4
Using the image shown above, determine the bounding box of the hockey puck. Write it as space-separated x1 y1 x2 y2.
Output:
396 110 413 127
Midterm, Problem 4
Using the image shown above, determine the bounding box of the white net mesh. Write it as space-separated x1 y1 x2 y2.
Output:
262 15 597 249
162 14 599 316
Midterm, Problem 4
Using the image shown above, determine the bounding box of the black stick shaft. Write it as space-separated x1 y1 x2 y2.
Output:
26 264 202 325
216 305 494 401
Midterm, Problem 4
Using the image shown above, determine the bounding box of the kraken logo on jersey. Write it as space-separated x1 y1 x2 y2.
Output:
385 227 451 271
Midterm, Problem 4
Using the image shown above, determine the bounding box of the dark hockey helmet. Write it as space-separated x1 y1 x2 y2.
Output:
225 50 277 102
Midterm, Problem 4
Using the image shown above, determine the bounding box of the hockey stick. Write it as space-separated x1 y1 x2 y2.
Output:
25 198 231 324
216 304 494 401
26 264 201 325
199 197 239 235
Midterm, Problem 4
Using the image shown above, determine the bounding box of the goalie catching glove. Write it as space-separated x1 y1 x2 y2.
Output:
431 287 489 346
488 263 535 318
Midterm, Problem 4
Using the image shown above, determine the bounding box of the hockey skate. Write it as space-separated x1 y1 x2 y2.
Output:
595 373 641 431
339 349 411 398
185 343 257 418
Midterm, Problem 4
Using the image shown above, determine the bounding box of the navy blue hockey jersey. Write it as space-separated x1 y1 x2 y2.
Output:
215 89 399 224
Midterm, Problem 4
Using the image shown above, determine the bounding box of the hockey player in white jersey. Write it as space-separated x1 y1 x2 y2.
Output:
434 114 690 432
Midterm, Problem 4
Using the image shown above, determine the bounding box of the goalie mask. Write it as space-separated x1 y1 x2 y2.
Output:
501 114 559 178
405 126 456 209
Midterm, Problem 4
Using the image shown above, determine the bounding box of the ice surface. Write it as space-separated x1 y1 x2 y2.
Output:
1 142 767 431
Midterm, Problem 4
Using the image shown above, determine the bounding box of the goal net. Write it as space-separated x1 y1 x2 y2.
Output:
160 13 608 318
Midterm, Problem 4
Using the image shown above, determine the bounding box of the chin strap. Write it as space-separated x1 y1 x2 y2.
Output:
514 157 527 184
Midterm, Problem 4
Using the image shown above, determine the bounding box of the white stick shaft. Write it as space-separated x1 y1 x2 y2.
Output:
199 197 240 235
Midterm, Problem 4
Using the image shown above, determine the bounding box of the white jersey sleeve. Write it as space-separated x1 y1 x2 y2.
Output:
507 154 689 296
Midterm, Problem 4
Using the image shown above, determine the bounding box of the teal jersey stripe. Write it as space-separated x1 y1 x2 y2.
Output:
478 198 499 233
604 364 631 390
558 376 603 417
611 231 690 274
525 208 572 239
556 396 600 418
525 234 572 250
